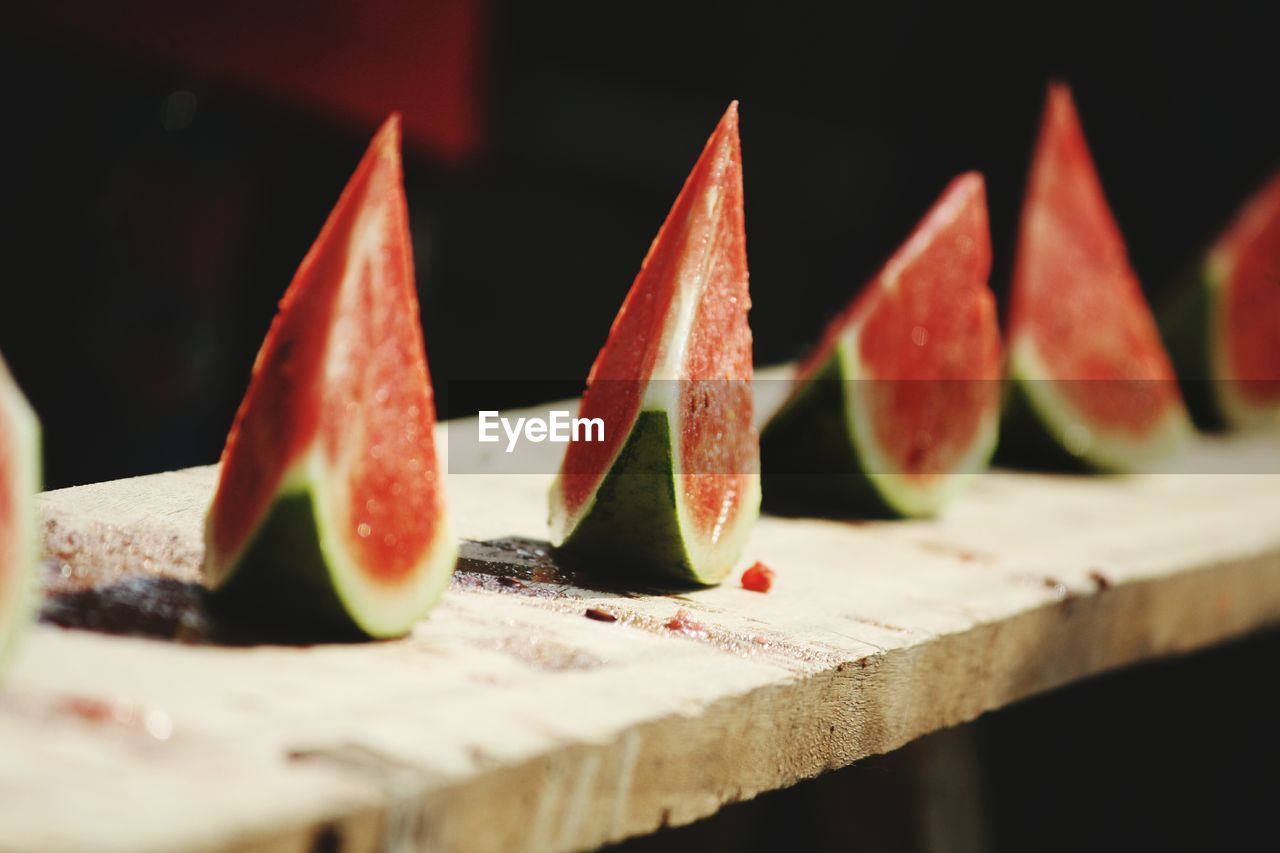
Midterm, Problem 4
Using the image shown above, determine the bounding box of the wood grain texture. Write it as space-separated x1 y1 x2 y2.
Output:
2 411 1279 853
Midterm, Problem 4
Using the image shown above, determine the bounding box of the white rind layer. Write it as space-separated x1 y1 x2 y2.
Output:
308 445 457 638
671 428 761 584
1009 335 1194 473
841 331 999 517
0 361 40 671
645 172 756 580
204 454 456 639
546 471 575 547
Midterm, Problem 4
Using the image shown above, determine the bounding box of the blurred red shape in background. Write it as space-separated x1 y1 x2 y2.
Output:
19 0 488 164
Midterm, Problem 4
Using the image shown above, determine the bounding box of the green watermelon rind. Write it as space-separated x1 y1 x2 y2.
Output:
206 454 457 640
0 372 41 676
762 334 998 518
550 408 760 587
1164 254 1280 432
1161 261 1224 432
996 372 1093 473
761 352 886 515
1004 336 1195 474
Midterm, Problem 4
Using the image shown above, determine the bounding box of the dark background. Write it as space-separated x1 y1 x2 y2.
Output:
1 4 1277 848
3 1 1277 489
609 629 1280 853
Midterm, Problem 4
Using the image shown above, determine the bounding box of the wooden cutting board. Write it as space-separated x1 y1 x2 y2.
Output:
2 405 1279 853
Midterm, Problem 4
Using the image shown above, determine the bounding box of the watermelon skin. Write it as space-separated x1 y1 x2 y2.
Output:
204 116 456 640
549 103 759 587
211 494 455 641
207 492 356 639
760 353 897 517
552 405 760 587
555 412 753 586
995 375 1095 473
1164 171 1280 432
0 355 40 676
760 173 1001 518
208 490 453 641
1162 268 1225 431
1004 84 1193 473
762 341 1000 518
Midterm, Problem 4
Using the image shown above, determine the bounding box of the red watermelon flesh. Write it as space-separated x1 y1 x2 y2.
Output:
0 354 39 668
676 113 754 537
798 173 1000 482
205 115 454 637
551 102 758 584
558 102 755 538
1009 84 1187 441
1212 170 1280 409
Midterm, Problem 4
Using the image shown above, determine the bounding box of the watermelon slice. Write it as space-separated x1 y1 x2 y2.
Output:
204 115 456 639
760 173 1002 517
548 102 759 586
0 353 40 673
1164 170 1280 430
1004 84 1193 472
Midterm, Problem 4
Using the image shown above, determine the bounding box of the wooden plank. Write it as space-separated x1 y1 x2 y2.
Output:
2 410 1279 852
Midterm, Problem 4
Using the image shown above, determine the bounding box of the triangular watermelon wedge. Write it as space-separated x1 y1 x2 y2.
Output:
0 353 40 674
549 102 759 586
204 115 456 639
1004 84 1193 472
761 173 1002 517
1164 170 1280 431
